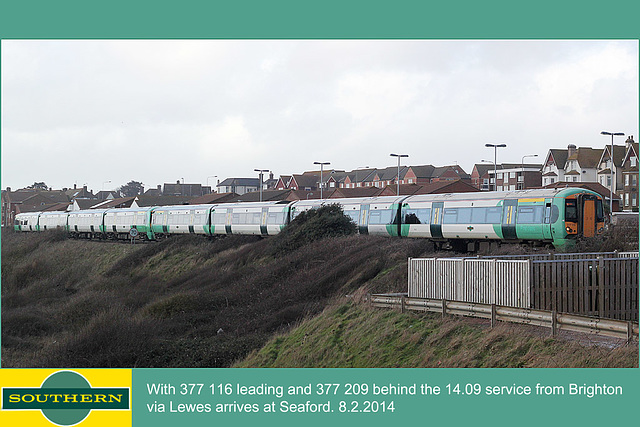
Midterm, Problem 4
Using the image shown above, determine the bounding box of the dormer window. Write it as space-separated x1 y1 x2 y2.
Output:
631 157 637 167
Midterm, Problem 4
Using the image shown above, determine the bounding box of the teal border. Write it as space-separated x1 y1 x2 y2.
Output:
1 1 638 427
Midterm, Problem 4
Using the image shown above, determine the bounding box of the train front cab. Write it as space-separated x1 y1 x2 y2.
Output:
555 190 604 247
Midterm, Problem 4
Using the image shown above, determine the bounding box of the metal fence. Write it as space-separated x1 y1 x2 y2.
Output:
409 258 530 308
408 251 639 321
370 294 639 341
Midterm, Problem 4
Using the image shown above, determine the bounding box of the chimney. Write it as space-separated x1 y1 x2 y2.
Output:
6 187 10 192
157 184 161 191
269 171 274 180
567 144 577 158
74 183 77 189
83 185 87 191
626 136 634 149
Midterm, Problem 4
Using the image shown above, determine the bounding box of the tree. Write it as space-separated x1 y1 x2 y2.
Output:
117 180 145 197
27 182 48 190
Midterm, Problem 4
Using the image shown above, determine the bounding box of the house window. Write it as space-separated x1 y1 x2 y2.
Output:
509 172 516 179
631 157 637 167
497 173 503 180
625 193 630 206
550 178 555 184
633 175 638 186
633 194 637 207
606 176 612 187
626 175 630 186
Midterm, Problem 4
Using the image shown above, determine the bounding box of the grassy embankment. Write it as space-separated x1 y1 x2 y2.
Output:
2 207 637 368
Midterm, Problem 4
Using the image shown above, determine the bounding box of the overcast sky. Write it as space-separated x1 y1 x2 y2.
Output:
2 39 638 193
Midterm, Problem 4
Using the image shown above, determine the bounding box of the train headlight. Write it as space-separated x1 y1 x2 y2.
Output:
565 226 571 232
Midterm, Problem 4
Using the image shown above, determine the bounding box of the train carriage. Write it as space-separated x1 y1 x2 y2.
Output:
150 204 213 238
103 207 155 240
14 212 42 232
67 209 108 238
219 201 291 236
39 211 69 231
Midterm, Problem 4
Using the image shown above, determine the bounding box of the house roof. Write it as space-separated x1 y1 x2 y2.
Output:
622 141 639 168
407 165 436 179
90 196 137 209
224 190 294 203
567 147 603 169
547 149 569 168
327 187 383 199
188 192 238 204
472 164 494 177
134 195 194 207
217 178 260 187
542 181 621 199
291 174 319 188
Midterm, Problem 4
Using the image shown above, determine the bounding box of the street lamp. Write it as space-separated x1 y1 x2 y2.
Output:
601 131 625 211
390 153 408 196
485 144 507 191
520 154 538 190
313 162 330 199
254 169 269 202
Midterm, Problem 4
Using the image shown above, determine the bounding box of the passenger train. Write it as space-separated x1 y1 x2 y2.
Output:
14 188 605 250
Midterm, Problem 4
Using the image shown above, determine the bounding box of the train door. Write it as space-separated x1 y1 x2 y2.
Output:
430 202 443 238
501 199 518 240
542 199 553 240
578 194 598 238
260 207 269 236
359 204 369 234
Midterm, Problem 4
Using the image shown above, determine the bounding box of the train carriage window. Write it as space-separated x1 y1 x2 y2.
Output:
267 212 285 225
252 212 262 224
403 208 430 224
565 199 578 221
517 206 543 224
457 208 472 223
369 209 393 225
595 200 604 222
344 210 359 223
442 208 458 224
213 212 226 224
485 207 502 223
471 207 486 224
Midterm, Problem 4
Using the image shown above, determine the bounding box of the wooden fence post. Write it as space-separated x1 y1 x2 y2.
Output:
628 321 633 344
442 299 447 318
491 304 497 328
551 310 558 337
401 295 405 313
597 256 605 318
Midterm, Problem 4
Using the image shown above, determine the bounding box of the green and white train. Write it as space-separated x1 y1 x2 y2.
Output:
14 188 605 250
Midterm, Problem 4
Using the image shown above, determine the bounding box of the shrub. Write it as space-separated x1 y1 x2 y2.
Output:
269 204 357 256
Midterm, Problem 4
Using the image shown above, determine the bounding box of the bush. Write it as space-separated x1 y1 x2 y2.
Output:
269 204 357 256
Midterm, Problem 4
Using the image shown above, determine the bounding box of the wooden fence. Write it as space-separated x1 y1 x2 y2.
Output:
531 257 638 321
408 252 639 321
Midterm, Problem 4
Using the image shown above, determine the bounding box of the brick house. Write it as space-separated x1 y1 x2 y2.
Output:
489 163 542 191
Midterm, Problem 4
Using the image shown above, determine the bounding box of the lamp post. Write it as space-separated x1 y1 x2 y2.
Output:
390 154 408 196
313 162 330 200
601 131 625 211
485 144 507 191
520 154 538 190
254 169 269 202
